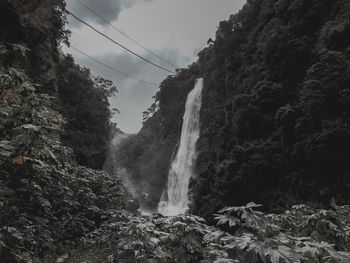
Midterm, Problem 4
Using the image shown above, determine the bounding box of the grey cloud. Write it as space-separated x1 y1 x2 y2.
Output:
70 48 190 133
64 0 246 132
94 49 187 83
66 0 153 28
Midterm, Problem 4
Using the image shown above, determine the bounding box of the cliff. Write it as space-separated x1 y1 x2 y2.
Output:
119 0 350 221
1 0 350 262
193 0 350 220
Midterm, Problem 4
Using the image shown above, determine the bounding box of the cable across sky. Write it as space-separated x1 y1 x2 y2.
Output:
76 0 178 69
0 1 165 86
66 9 175 74
69 45 160 87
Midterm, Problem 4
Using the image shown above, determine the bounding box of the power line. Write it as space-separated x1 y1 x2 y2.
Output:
66 9 175 74
0 1 162 86
76 0 178 69
69 45 160 86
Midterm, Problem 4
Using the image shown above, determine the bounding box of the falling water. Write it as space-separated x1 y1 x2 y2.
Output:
158 78 204 216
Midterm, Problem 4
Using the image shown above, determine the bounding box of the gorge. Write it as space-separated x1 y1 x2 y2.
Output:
114 0 350 222
1 0 350 262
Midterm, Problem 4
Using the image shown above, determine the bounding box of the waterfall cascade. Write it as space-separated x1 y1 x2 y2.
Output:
158 78 204 216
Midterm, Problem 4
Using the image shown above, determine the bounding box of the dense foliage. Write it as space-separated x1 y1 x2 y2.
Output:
58 55 117 169
192 0 350 220
0 2 124 262
0 0 69 91
118 0 350 221
62 202 350 263
0 65 125 262
1 0 350 262
214 201 350 263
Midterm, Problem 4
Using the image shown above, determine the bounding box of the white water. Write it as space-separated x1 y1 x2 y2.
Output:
158 78 204 216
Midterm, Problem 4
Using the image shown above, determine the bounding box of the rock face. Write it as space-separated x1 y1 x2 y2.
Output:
119 0 350 221
1 0 61 91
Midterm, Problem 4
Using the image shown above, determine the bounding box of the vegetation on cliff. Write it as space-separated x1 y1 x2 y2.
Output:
192 0 350 220
1 0 350 262
0 1 124 261
114 67 200 210
57 54 117 169
117 0 350 221
0 62 124 262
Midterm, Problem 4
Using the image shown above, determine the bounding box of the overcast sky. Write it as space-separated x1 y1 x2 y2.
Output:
63 0 246 133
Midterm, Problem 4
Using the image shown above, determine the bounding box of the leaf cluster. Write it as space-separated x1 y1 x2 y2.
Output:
214 202 350 263
0 65 125 262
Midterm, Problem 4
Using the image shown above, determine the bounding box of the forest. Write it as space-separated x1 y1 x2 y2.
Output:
0 0 350 262
120 0 350 219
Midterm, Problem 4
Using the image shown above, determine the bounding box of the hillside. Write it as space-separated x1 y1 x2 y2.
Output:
0 0 124 261
1 0 350 262
118 0 350 221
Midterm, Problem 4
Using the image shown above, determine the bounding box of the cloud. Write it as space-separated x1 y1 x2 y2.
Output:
93 48 187 82
66 0 152 28
64 0 247 132
67 47 190 133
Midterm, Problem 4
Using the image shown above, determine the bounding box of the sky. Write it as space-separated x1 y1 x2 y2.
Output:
63 0 246 133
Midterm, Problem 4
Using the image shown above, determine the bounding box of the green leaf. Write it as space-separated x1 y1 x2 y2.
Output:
215 214 240 227
266 246 301 263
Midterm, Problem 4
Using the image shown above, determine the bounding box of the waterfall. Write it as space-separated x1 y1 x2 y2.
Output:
158 78 204 216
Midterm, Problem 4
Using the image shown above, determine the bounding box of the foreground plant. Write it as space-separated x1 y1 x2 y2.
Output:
215 202 350 263
61 202 350 263
0 66 125 262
